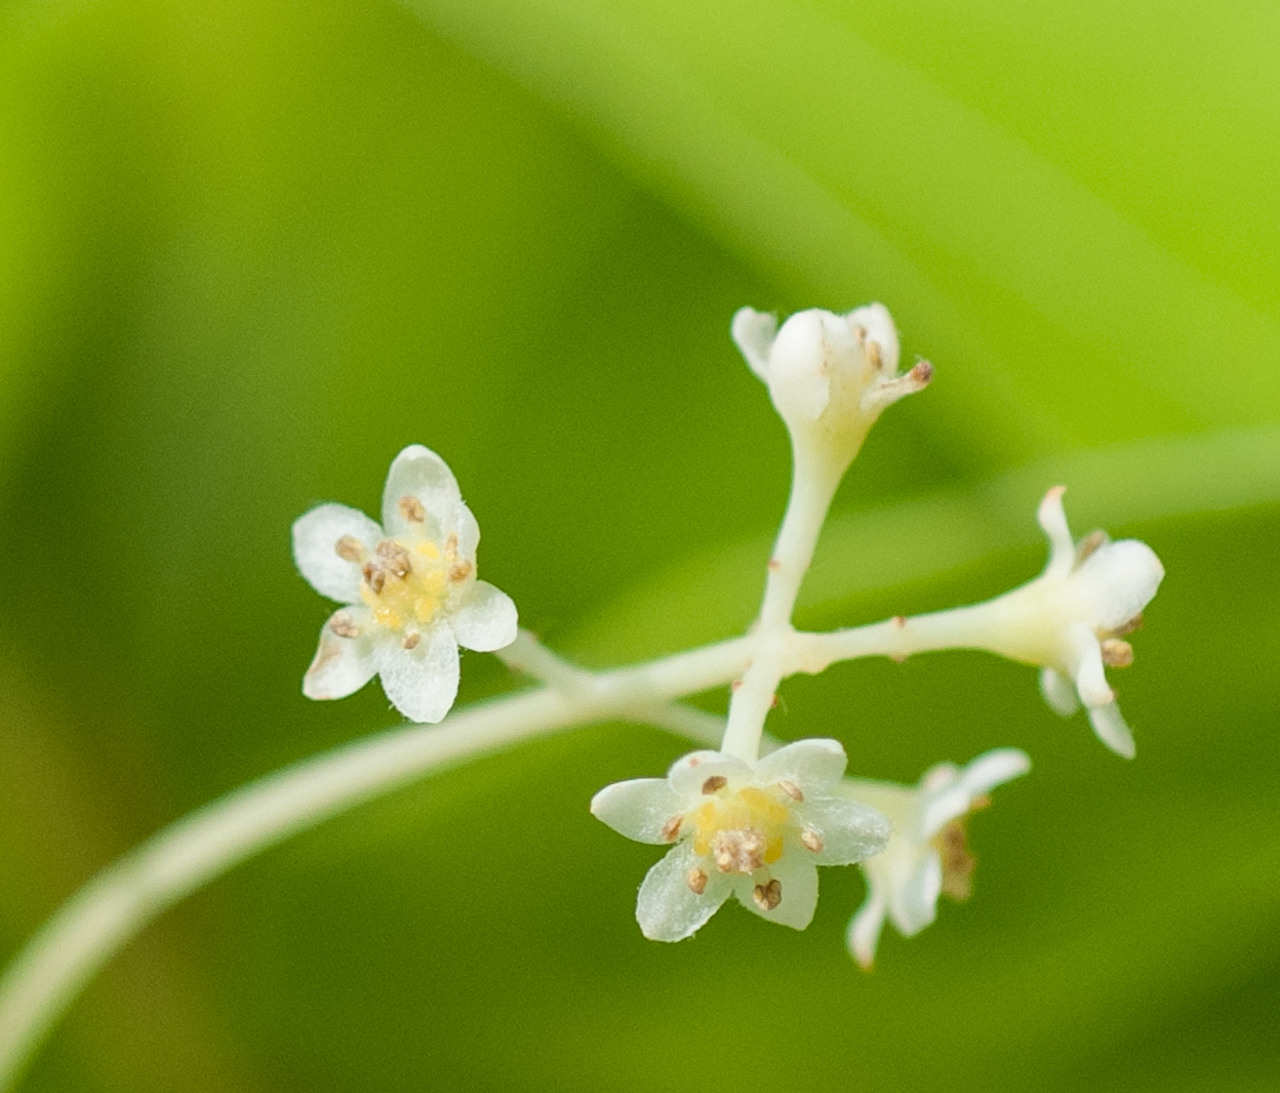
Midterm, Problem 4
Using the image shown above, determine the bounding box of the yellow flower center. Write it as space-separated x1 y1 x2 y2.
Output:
358 534 472 633
691 785 790 874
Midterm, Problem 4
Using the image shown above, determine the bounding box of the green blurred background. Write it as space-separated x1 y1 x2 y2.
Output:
1 0 1277 1089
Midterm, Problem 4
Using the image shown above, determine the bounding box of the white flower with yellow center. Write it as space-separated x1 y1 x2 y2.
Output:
591 739 890 942
846 748 1030 969
293 445 517 723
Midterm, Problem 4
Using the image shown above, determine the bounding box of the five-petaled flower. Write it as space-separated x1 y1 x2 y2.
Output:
731 303 932 472
971 487 1164 758
293 445 518 723
591 739 890 942
846 748 1030 969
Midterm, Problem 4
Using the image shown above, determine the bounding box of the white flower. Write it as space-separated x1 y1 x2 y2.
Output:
732 304 932 469
591 739 890 942
293 445 518 723
973 487 1164 758
846 748 1030 969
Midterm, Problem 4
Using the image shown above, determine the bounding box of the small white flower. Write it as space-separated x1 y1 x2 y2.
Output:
732 304 932 469
846 748 1030 969
976 487 1164 758
591 739 890 942
293 445 518 723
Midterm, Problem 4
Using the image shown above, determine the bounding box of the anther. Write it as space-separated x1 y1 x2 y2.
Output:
449 560 473 583
375 540 412 579
660 815 683 842
908 360 934 386
800 829 824 853
328 611 361 639
752 878 782 911
866 340 883 372
402 632 421 651
398 495 426 523
1113 612 1144 636
767 557 782 572
686 868 708 895
1100 638 1134 668
1076 529 1108 564
362 561 386 594
777 779 804 802
335 536 365 563
892 615 907 629
701 776 727 795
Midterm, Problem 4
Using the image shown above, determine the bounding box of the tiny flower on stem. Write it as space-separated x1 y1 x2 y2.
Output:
846 748 1030 969
976 487 1164 758
591 739 889 942
732 303 932 474
293 445 518 723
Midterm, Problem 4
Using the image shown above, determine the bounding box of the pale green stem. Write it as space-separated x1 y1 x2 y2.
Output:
719 441 845 762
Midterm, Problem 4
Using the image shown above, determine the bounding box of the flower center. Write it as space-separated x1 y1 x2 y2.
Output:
357 533 472 633
690 785 790 874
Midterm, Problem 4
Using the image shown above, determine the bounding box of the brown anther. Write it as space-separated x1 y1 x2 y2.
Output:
448 560 473 583
800 829 824 853
851 323 867 343
375 540 412 579
767 557 782 572
402 632 421 651
686 868 708 895
701 775 728 795
398 495 426 523
444 532 459 559
659 815 683 843
933 818 977 902
777 779 804 802
892 615 907 629
730 679 744 692
1076 529 1108 564
909 360 934 386
328 611 361 639
866 340 883 372
752 878 782 912
335 536 365 563
362 561 386 594
1100 638 1134 668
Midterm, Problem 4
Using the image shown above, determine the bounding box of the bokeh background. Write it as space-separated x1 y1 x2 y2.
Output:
1 0 1278 1090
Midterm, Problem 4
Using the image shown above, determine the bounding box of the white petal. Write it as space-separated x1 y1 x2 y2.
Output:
848 885 887 968
292 503 383 603
888 851 942 938
667 750 752 798
957 748 1032 798
1066 622 1114 707
754 737 848 791
452 500 481 561
1073 539 1164 630
734 854 819 930
302 614 379 701
1036 486 1075 577
1089 702 1137 759
1039 666 1080 716
731 307 778 381
636 844 731 942
451 581 518 652
795 796 890 865
381 445 461 538
766 310 832 421
590 779 687 844
844 302 899 374
377 625 460 723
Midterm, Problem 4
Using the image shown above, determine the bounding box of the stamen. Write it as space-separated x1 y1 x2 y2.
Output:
686 868 708 895
361 562 385 594
375 540 412 579
328 611 361 639
933 819 977 902
800 829 823 853
776 779 804 802
335 536 365 563
1100 638 1134 668
866 340 883 372
1075 529 1108 564
402 632 421 651
659 815 683 842
449 561 473 583
711 828 766 873
701 776 727 795
752 878 782 911
398 495 426 523
1111 612 1144 636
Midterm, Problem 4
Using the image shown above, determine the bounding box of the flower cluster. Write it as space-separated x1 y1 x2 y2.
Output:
293 445 517 723
591 740 889 940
